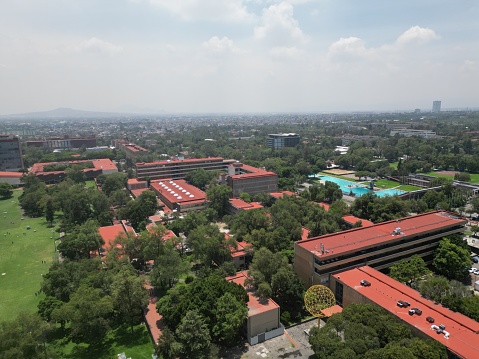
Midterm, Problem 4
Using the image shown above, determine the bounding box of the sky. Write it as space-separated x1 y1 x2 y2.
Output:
0 0 478 115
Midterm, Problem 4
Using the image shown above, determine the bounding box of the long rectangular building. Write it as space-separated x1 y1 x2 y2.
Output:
330 266 479 359
225 162 278 197
136 157 235 180
294 211 466 287
0 134 24 171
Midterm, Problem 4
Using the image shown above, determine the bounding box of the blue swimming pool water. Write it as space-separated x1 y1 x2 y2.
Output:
314 175 405 197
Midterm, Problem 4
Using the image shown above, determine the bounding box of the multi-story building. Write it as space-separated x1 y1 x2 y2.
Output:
113 139 149 162
26 137 96 149
330 266 479 359
149 179 207 212
225 162 278 197
294 211 466 288
30 158 117 183
432 100 442 113
390 129 438 138
0 134 24 171
266 133 300 149
136 157 235 180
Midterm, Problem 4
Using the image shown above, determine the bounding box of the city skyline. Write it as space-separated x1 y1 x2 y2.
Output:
0 0 478 115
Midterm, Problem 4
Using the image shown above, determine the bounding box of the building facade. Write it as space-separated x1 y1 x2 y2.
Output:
266 133 300 149
0 134 24 171
26 137 96 149
136 157 235 180
225 162 278 197
113 139 149 161
294 211 466 288
432 100 442 113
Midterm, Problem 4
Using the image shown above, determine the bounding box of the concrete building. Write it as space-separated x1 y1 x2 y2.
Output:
225 162 278 197
114 139 149 161
226 197 264 215
294 211 466 287
227 271 284 345
390 129 438 138
30 158 117 183
0 134 24 171
26 137 96 149
149 179 207 212
136 157 235 181
0 171 23 186
432 100 442 113
266 133 300 149
330 266 479 359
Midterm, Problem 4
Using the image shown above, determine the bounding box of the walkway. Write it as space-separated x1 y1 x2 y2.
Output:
144 283 164 344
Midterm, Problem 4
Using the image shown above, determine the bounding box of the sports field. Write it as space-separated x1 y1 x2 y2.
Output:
0 190 58 321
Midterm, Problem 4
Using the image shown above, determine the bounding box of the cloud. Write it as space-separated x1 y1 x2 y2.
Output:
460 60 477 74
254 1 307 46
328 37 367 57
202 36 238 53
147 0 254 22
270 46 302 59
396 25 439 45
76 37 123 55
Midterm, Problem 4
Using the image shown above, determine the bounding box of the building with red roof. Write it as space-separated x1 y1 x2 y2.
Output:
225 162 278 197
269 190 297 199
150 179 207 212
0 171 23 186
30 158 117 183
98 220 136 256
136 157 235 180
294 211 467 287
330 266 479 359
226 197 264 215
114 139 149 161
226 271 284 345
342 215 375 228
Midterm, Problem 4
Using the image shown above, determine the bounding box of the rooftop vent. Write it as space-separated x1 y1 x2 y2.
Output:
360 280 371 287
189 195 194 198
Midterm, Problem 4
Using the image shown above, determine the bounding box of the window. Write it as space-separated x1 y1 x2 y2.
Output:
335 282 343 305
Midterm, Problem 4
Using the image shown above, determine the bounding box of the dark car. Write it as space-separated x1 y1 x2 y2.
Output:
360 280 371 287
426 316 435 323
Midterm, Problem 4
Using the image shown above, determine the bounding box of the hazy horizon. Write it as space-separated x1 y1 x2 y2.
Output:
1 1 478 115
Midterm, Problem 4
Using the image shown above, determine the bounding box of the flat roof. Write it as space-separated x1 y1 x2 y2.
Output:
269 190 297 199
30 158 117 173
98 222 135 249
0 171 23 178
336 266 479 359
342 215 375 227
229 198 264 210
226 271 279 317
136 157 225 167
296 211 466 259
150 179 206 204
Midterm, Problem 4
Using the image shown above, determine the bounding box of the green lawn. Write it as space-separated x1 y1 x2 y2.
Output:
61 324 154 359
390 162 399 170
423 171 479 184
0 190 59 321
398 184 422 192
373 179 401 189
85 180 98 189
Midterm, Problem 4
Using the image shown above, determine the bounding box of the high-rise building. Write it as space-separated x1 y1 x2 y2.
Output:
432 101 441 113
0 134 24 171
266 133 300 149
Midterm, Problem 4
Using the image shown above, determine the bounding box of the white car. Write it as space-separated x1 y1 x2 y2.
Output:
473 268 479 275
469 268 475 273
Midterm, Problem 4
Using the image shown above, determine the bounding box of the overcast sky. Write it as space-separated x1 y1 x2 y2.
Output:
0 0 478 115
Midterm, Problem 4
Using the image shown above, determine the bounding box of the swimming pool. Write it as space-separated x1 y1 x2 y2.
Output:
315 175 405 197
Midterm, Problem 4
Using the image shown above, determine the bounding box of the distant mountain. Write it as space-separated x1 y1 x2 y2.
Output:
0 107 154 119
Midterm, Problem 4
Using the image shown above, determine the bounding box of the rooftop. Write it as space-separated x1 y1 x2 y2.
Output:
150 179 206 205
136 157 225 167
229 198 264 211
98 221 135 249
296 211 466 259
336 266 479 359
0 171 23 178
268 190 297 199
226 271 280 317
30 158 117 174
342 215 375 227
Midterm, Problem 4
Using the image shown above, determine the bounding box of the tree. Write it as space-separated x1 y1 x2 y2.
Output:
206 184 232 218
151 241 189 288
57 219 104 260
433 238 470 280
176 310 211 359
186 168 217 190
187 224 234 267
111 266 149 333
155 327 182 359
123 190 157 230
454 172 471 182
271 267 305 319
99 172 128 196
0 182 13 199
212 292 248 345
389 255 429 287
45 198 54 226
55 285 113 344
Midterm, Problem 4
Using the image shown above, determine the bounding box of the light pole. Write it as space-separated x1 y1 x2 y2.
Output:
51 229 56 252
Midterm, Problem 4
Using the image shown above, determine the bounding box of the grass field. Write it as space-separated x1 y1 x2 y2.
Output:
0 190 58 321
398 184 422 191
390 162 399 170
85 180 98 189
424 171 479 184
373 179 401 189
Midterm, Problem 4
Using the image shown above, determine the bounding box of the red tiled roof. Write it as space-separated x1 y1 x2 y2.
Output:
301 227 310 240
150 179 206 205
0 171 23 178
226 271 279 317
137 157 225 166
318 202 330 211
228 164 277 180
336 266 479 359
297 211 466 259
30 158 117 174
130 188 150 198
229 198 264 210
342 215 375 227
269 190 297 199
98 222 135 249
